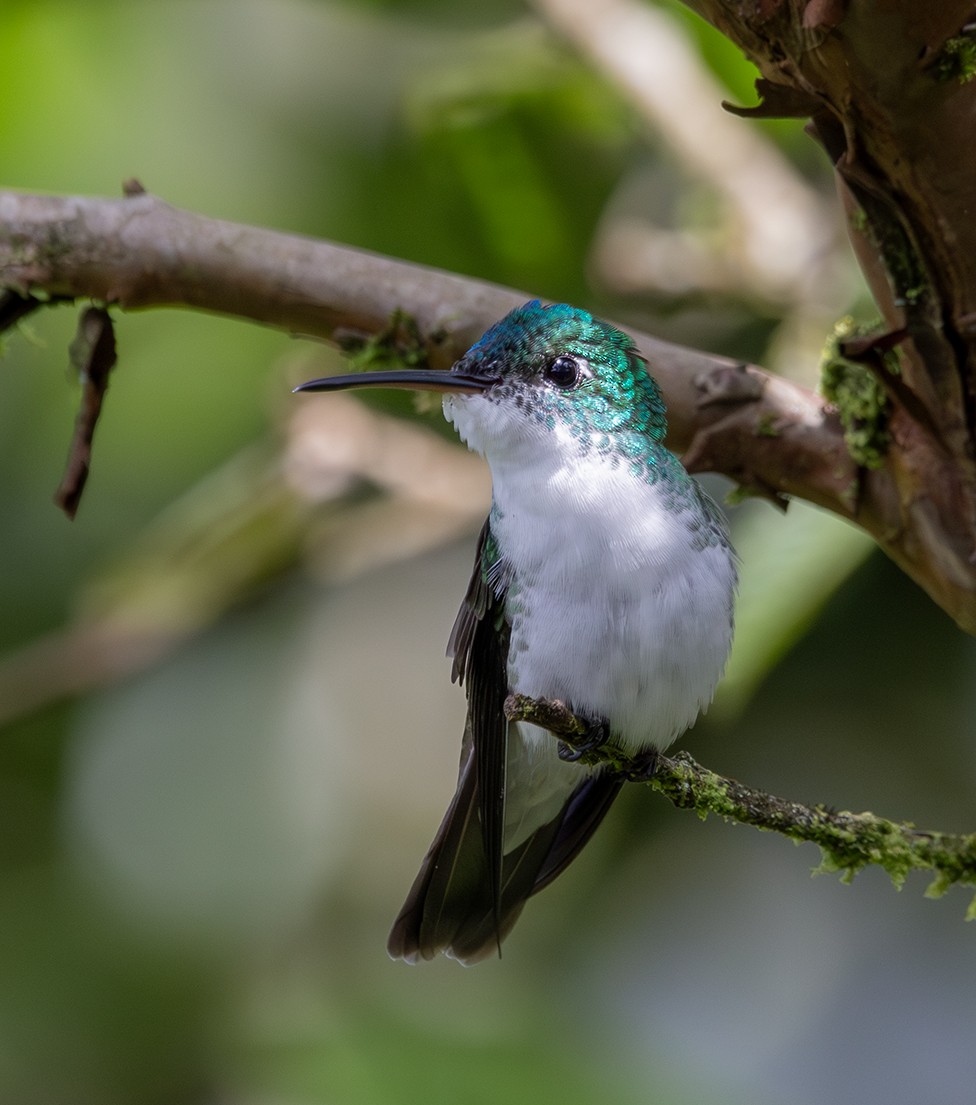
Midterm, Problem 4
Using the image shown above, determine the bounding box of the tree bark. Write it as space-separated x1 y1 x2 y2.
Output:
681 1 976 627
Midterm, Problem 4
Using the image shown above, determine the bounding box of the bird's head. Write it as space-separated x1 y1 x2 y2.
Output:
294 301 667 459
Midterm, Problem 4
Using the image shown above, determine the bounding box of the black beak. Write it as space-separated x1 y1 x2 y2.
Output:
293 369 495 395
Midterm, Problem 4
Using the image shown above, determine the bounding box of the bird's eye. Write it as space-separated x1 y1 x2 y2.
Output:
544 355 582 389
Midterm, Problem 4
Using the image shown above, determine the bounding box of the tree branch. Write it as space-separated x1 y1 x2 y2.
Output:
3 186 976 629
0 188 853 505
505 694 976 910
673 3 976 628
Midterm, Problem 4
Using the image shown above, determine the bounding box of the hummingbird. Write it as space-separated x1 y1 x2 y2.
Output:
295 301 736 964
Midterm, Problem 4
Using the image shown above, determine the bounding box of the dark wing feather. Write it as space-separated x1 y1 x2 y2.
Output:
386 727 483 962
468 577 508 948
446 518 492 684
446 517 509 935
531 773 624 892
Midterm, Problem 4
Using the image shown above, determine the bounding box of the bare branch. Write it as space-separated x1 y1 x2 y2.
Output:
3 187 976 629
0 187 852 496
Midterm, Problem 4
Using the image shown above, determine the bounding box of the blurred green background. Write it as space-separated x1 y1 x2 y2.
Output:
2 2 976 1104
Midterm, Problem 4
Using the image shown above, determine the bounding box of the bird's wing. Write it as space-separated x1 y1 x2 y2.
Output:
388 519 507 962
446 517 496 683
447 518 511 946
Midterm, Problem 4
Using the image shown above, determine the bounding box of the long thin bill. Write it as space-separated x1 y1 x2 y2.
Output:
293 370 492 395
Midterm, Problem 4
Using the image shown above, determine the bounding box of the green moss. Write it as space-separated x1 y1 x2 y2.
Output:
933 35 976 84
684 763 735 823
508 698 976 911
338 308 446 373
848 194 930 312
820 317 893 469
926 870 954 900
803 809 920 888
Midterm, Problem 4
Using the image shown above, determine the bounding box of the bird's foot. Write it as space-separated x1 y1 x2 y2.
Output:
618 747 660 782
556 714 609 763
503 693 612 766
502 694 661 778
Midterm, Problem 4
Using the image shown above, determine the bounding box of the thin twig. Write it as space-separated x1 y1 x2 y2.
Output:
0 289 59 330
54 306 117 518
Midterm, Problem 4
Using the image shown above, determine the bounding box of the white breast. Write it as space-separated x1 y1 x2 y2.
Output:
487 426 735 753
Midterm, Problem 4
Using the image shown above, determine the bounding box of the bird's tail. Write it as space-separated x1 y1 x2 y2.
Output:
387 727 622 965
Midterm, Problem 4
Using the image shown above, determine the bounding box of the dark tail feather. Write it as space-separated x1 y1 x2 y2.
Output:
387 746 623 965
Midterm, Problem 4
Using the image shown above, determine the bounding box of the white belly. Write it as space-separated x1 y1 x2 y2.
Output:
490 443 735 753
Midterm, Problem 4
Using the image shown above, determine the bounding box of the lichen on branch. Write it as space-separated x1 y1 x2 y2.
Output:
820 316 893 471
505 692 976 915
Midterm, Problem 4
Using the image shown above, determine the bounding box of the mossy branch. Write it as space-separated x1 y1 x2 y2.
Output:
505 693 976 914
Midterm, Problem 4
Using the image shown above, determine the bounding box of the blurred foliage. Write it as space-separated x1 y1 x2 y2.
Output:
2 2 976 1105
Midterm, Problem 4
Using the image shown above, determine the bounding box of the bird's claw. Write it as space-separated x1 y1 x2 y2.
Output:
619 748 660 782
557 718 609 763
